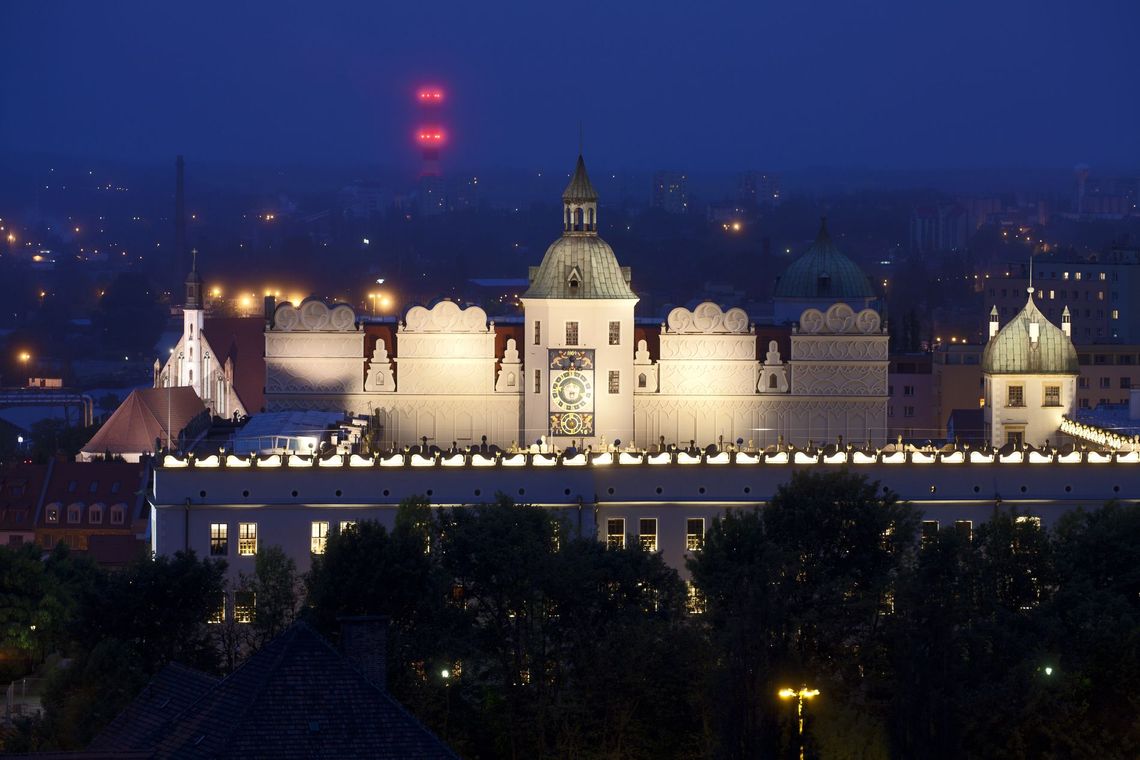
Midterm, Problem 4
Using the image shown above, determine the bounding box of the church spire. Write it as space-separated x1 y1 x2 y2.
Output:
184 247 202 310
562 154 598 235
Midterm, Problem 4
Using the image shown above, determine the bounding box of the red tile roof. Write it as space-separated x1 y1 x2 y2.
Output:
81 387 207 460
204 317 266 414
37 460 149 528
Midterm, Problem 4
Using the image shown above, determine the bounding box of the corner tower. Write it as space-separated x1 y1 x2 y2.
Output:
520 155 638 449
982 287 1079 447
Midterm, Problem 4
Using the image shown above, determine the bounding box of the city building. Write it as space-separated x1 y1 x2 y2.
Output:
737 171 781 207
887 354 938 441
982 289 1078 447
651 171 688 214
80 387 209 462
910 204 969 253
88 617 457 758
0 463 47 547
250 158 889 450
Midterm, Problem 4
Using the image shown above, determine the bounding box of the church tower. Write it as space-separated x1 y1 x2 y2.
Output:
520 155 638 449
179 249 205 400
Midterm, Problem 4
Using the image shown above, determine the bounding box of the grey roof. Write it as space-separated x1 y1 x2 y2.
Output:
94 622 457 759
524 235 636 299
982 292 1079 374
773 218 875 300
562 154 598 202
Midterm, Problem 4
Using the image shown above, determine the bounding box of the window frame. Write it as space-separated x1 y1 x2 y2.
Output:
210 523 228 556
311 520 330 555
565 321 579 346
238 522 258 556
638 517 658 552
606 518 625 549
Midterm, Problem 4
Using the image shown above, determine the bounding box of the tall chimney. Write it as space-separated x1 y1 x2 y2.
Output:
339 615 388 689
175 155 187 288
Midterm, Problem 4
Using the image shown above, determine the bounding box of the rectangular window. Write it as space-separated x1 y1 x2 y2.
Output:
685 582 706 615
208 594 226 624
534 369 541 394
1122 377 1132 389
110 507 124 525
903 385 915 396
89 481 99 493
1075 272 1082 281
606 518 625 549
1007 430 1024 447
311 521 329 555
234 591 255 624
920 520 939 548
67 505 81 524
608 321 621 345
1100 377 1111 389
533 320 541 345
210 523 228 556
1044 385 1061 407
565 321 579 346
955 520 973 542
638 518 658 552
1007 385 1025 407
238 522 257 556
904 406 915 418
1079 377 1089 389
339 520 356 533
686 518 705 552
1079 398 1089 409
888 406 894 417
608 370 620 394
1112 309 1120 320
89 508 103 525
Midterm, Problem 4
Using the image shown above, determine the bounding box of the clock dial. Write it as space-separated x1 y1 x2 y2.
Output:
552 370 592 411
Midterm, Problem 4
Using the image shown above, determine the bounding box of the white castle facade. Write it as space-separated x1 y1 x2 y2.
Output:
234 156 890 450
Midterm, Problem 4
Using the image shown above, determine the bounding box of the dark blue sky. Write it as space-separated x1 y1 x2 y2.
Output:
2 0 1137 171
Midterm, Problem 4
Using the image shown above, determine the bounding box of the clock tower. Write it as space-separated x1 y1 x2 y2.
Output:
520 155 638 449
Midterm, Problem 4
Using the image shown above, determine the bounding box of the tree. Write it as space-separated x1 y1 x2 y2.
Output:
243 546 300 648
689 470 918 759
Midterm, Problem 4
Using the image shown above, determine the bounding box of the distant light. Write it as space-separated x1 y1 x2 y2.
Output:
1044 666 1053 676
417 87 445 103
440 668 450 679
362 238 370 245
376 278 385 285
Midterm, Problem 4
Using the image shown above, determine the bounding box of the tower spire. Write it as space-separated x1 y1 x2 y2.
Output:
562 154 598 235
185 247 202 310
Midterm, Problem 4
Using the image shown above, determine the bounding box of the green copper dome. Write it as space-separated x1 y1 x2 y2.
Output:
773 219 875 300
524 235 636 299
982 294 1078 374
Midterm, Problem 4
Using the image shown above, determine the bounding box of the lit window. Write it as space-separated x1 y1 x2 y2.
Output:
110 505 125 525
1112 309 1119 320
533 321 541 345
210 523 228 556
1049 290 1055 300
234 591 255 624
1098 291 1105 301
606 518 625 549
208 594 226 624
67 504 81 524
686 518 705 552
311 521 329 554
639 518 658 552
608 321 621 345
920 520 939 548
1063 272 1069 280
1099 272 1106 281
1007 385 1025 407
608 370 620 394
1044 385 1061 407
685 581 706 614
46 504 59 523
955 520 973 542
339 520 356 533
1015 515 1042 529
565 322 579 346
1075 272 1082 281
238 522 257 556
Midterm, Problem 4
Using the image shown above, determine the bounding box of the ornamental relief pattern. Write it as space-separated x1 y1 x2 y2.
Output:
657 363 758 396
791 337 889 361
266 358 363 394
665 302 750 334
393 360 495 395
659 335 756 361
792 365 887 396
402 301 490 333
265 333 364 359
271 300 357 332
396 334 496 359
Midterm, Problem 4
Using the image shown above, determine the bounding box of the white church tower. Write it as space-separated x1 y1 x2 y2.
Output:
179 249 205 397
982 286 1079 447
520 155 638 449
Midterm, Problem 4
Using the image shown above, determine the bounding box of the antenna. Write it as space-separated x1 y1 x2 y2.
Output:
1027 251 1035 297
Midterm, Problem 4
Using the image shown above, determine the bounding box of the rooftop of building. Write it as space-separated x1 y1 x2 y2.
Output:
773 218 876 301
982 292 1079 374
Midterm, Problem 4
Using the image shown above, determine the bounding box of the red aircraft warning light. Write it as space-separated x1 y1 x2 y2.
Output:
417 87 445 104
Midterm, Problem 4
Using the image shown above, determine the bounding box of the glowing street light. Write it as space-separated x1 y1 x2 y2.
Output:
779 685 820 760
18 351 31 365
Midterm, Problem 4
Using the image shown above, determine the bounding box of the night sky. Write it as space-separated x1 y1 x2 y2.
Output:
2 0 1137 171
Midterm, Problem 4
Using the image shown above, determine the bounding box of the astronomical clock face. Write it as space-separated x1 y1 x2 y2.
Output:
549 349 595 436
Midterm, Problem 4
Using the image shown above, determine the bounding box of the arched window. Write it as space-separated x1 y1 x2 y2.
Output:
89 503 104 525
574 207 583 230
110 504 126 525
769 374 778 389
189 369 193 384
588 208 595 229
189 323 193 337
638 373 647 389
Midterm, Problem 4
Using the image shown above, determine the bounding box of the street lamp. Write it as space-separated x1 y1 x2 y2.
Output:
779 684 820 760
